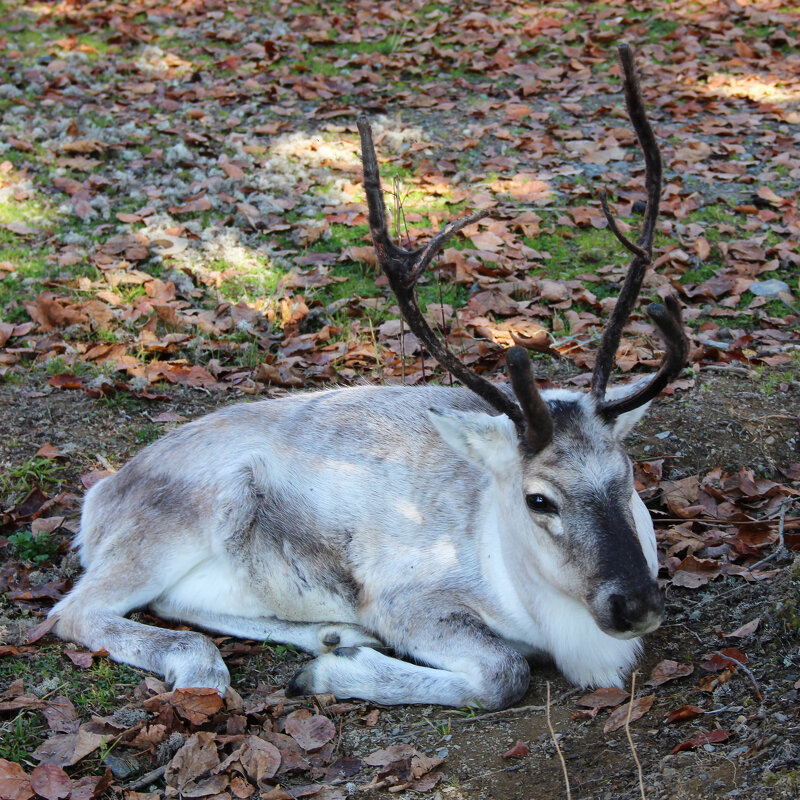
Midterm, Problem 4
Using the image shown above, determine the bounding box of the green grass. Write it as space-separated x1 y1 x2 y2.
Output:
1 457 67 495
0 711 45 763
130 422 161 445
0 645 143 762
6 529 59 564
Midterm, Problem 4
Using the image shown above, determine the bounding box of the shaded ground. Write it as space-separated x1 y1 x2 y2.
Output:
1 0 800 798
1 361 798 799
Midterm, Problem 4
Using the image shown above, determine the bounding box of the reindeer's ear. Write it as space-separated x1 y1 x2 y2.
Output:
603 379 652 438
427 408 519 472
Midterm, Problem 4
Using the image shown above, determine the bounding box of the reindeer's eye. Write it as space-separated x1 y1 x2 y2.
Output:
525 494 558 514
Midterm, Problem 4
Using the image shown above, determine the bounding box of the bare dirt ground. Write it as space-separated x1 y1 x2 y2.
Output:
1 361 798 800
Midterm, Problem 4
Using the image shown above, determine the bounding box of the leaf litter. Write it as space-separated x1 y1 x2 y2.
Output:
0 0 799 797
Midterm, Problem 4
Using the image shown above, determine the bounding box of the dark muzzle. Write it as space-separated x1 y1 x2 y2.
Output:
607 581 664 636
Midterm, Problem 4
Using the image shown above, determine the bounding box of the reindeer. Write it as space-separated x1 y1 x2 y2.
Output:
50 46 687 710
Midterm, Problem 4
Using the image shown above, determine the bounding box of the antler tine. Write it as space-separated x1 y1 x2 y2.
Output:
358 115 531 435
506 346 554 451
590 44 664 402
598 296 688 418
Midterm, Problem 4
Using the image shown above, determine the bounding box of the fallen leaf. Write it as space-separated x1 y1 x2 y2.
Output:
666 705 706 725
701 648 748 672
603 695 655 733
671 729 731 754
284 710 336 750
150 412 188 423
671 555 722 588
41 697 79 734
4 222 39 235
646 660 694 687
723 618 760 638
25 616 59 645
165 732 221 795
364 744 416 767
79 471 113 490
61 140 106 155
576 687 629 709
236 737 282 789
169 688 224 725
501 740 530 759
67 769 112 800
0 758 34 800
64 649 107 669
29 765 71 800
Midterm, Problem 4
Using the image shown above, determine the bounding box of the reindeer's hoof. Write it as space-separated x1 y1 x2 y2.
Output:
317 624 383 654
286 665 314 697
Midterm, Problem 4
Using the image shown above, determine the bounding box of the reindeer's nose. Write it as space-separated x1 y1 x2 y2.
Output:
609 584 664 635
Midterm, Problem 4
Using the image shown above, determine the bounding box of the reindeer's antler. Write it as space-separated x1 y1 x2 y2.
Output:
358 46 687 447
590 44 689 418
357 117 554 451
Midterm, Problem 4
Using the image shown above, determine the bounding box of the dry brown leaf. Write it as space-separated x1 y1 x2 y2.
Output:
29 765 71 800
165 732 220 795
724 618 760 638
364 744 416 767
501 740 530 759
61 140 106 155
35 443 64 460
468 230 504 251
701 648 748 672
646 660 694 687
666 705 706 725
67 769 112 800
603 695 655 733
41 698 79 734
671 555 722 588
575 687 629 709
79 471 113 490
25 616 59 645
695 237 711 260
671 729 731 754
236 737 282 789
169 688 225 725
0 758 34 800
151 413 189 423
284 710 336 751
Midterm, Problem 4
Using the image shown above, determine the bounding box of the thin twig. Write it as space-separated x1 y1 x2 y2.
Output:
123 764 167 791
624 671 646 800
746 501 789 573
546 682 572 800
780 296 800 317
453 702 547 723
651 515 794 527
713 651 763 702
387 702 550 740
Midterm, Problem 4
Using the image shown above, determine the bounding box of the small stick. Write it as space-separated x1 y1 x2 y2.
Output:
746 501 790 572
546 682 572 800
652 516 794 527
454 702 547 723
713 650 763 702
123 764 167 791
624 671 646 800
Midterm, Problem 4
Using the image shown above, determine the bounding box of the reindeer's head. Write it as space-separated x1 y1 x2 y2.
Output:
359 45 688 640
427 384 665 639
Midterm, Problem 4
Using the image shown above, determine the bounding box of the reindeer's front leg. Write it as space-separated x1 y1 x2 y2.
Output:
287 600 530 710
